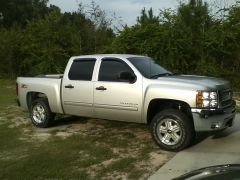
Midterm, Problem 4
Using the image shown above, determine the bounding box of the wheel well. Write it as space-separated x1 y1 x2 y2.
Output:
27 92 48 110
147 99 193 125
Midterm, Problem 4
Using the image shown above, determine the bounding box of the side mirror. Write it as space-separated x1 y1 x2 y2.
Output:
118 71 136 83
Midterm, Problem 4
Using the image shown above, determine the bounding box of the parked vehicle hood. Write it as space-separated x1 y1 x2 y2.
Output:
173 164 240 180
156 75 230 91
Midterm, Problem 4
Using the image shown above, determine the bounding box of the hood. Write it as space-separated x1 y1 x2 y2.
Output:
157 75 230 91
173 164 240 180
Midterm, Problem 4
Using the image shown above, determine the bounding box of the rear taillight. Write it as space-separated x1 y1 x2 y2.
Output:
16 82 18 96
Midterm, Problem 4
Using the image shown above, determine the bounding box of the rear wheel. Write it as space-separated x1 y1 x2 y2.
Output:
30 98 55 128
150 109 195 151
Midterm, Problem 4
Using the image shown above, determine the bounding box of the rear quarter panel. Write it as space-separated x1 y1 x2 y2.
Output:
17 77 63 114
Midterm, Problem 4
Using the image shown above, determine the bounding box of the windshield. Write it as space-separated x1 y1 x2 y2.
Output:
127 57 171 79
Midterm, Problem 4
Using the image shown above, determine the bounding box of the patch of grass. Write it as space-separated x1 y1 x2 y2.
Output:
0 158 90 179
0 122 27 152
0 87 15 108
122 131 136 139
0 129 114 179
0 110 115 179
128 168 149 180
0 79 15 86
139 141 159 159
108 157 136 172
96 157 138 179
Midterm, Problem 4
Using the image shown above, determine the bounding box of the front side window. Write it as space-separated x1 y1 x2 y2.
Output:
127 57 171 79
68 59 96 80
98 58 133 82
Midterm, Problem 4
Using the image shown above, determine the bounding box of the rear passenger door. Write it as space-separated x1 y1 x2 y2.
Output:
93 58 142 123
62 58 96 117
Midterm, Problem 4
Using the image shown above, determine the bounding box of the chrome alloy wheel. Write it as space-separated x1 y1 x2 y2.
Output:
32 103 46 124
157 118 182 146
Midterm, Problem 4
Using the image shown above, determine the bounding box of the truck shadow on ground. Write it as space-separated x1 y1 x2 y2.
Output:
52 115 147 129
212 127 240 139
53 115 89 126
191 132 210 146
191 125 239 147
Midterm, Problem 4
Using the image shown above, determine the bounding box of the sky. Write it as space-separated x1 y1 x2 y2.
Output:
48 0 236 26
48 0 179 25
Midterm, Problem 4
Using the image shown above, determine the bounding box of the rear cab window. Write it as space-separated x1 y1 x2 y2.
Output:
68 58 96 81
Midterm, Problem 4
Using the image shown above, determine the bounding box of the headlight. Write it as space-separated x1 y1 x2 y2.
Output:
196 91 218 108
202 100 210 107
210 92 217 99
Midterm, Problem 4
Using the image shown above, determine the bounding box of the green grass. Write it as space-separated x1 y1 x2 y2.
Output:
0 79 173 179
0 80 16 108
0 135 112 179
0 79 16 86
108 157 136 172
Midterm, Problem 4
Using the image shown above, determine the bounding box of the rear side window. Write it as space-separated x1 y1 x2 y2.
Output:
98 58 133 82
68 59 96 81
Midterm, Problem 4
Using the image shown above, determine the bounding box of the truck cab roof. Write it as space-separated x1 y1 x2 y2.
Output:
71 54 146 60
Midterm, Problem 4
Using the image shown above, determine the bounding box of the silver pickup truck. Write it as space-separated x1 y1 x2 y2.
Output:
16 54 236 151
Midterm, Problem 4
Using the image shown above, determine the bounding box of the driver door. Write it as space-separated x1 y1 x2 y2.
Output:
93 58 142 123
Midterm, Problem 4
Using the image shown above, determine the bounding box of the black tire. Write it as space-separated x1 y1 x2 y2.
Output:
30 98 55 128
150 109 195 152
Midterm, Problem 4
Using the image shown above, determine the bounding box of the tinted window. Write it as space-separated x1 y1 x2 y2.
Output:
127 57 171 78
68 59 96 80
99 59 132 82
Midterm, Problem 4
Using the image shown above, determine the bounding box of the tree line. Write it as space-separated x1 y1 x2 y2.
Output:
0 0 240 89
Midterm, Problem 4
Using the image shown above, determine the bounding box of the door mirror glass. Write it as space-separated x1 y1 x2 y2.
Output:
118 71 136 83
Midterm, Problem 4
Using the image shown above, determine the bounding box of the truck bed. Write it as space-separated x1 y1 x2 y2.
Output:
17 75 64 114
36 74 64 79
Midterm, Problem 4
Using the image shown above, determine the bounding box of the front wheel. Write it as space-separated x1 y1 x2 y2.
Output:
150 109 195 152
30 98 55 128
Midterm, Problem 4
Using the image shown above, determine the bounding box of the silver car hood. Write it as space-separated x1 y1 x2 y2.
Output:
156 75 230 91
173 164 240 180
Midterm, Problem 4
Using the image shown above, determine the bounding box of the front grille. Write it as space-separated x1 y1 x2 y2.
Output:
219 89 233 108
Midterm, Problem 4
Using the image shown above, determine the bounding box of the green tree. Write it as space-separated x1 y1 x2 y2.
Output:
0 0 55 27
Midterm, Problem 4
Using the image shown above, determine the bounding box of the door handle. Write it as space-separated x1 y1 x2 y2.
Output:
65 84 74 89
96 86 107 91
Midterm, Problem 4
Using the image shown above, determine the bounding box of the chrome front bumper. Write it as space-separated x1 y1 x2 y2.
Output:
191 101 236 132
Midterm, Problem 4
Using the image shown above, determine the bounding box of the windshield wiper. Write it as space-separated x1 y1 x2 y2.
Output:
150 72 172 79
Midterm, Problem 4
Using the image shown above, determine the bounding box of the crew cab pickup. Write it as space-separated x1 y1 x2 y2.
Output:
16 54 236 151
